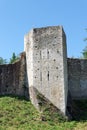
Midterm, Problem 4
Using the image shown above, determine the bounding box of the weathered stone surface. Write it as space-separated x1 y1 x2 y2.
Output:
68 58 87 99
2 25 87 118
24 26 68 115
0 52 29 99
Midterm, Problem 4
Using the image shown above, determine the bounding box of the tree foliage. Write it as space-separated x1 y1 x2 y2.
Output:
9 53 19 64
0 57 7 65
82 29 87 59
84 29 87 42
82 46 87 59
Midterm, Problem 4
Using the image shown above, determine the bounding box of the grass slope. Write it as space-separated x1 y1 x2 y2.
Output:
0 96 87 130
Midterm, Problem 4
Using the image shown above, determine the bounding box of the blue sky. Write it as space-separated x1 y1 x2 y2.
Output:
0 0 87 61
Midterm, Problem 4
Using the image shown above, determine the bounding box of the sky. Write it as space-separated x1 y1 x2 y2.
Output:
0 0 87 61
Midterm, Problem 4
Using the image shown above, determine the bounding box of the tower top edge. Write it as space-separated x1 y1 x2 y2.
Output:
24 25 64 37
32 25 63 30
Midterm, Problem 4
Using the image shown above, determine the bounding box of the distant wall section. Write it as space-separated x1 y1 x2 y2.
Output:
68 58 87 99
0 52 29 98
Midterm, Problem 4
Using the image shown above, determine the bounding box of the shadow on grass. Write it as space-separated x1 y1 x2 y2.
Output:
72 100 87 122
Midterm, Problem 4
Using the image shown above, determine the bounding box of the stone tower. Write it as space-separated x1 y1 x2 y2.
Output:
24 26 68 115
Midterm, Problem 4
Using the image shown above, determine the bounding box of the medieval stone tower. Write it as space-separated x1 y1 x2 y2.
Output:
1 25 87 118
24 26 68 115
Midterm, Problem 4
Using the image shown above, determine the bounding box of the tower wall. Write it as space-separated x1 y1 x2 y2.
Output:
24 26 68 115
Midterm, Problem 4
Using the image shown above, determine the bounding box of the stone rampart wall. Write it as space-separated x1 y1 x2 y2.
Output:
0 52 29 99
68 58 87 99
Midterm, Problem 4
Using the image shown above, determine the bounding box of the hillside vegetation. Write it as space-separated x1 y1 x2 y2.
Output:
0 96 87 130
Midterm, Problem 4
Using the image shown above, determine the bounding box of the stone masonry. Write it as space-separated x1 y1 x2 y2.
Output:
24 26 68 115
0 52 29 99
68 58 87 99
1 25 87 118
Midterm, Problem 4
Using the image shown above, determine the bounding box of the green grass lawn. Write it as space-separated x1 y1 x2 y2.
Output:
0 96 87 130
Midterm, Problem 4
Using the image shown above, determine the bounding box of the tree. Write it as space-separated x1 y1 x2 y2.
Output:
84 29 87 42
0 57 7 65
9 53 19 64
82 29 87 59
82 46 87 59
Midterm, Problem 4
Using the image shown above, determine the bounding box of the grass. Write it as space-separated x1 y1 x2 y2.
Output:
0 96 87 130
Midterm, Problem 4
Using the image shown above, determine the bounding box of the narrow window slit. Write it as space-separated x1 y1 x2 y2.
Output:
48 71 49 81
47 50 49 59
40 51 41 59
40 72 42 81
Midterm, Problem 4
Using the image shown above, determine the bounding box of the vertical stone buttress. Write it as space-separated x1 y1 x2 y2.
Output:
24 26 68 115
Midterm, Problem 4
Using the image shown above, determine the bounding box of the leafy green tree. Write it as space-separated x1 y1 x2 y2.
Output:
9 53 19 64
84 29 87 42
0 57 7 64
82 29 87 59
82 46 87 59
